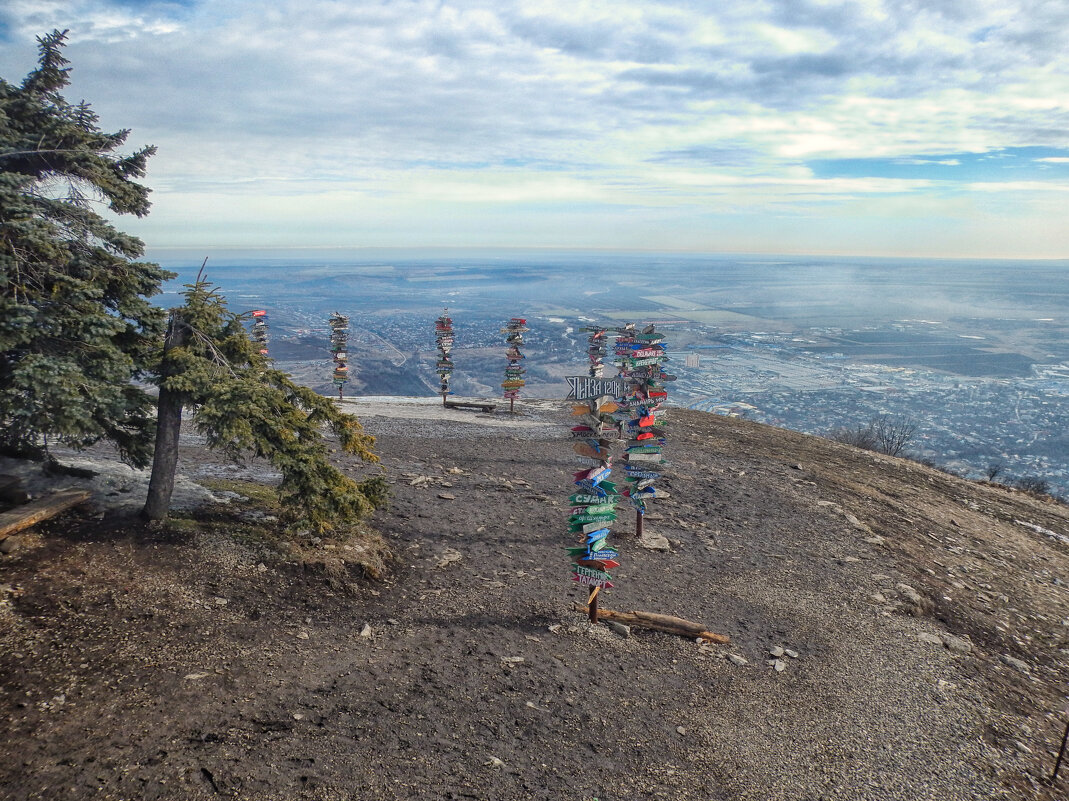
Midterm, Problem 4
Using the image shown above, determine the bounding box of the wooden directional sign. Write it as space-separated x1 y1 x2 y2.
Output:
565 545 619 559
570 492 620 506
566 376 625 401
570 513 617 527
623 469 660 480
570 426 623 440
574 558 621 571
625 451 663 463
570 502 616 514
572 573 613 589
571 519 617 534
572 560 615 586
583 527 610 543
626 445 663 454
587 547 619 561
573 442 610 460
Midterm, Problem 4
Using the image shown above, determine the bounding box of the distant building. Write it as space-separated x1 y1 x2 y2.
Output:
685 353 700 368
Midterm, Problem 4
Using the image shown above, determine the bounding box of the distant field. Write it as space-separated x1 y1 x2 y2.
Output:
602 310 661 321
643 295 706 310
678 310 789 329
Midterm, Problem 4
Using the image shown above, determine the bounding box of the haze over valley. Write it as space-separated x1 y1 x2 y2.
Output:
154 249 1069 496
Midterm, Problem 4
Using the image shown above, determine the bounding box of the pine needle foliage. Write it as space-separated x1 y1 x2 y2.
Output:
151 274 385 532
0 30 174 466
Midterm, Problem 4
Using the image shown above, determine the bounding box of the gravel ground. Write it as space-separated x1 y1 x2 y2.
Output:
1 399 1067 800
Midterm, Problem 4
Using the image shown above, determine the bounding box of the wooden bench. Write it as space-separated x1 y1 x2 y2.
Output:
0 488 91 541
443 400 497 413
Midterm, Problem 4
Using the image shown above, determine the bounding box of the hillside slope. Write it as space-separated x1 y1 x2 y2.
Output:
1 400 1067 800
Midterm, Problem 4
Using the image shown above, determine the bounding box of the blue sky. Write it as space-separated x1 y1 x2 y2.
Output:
1 0 1067 258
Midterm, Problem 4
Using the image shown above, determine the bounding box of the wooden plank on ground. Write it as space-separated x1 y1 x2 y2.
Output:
573 603 731 644
0 489 91 539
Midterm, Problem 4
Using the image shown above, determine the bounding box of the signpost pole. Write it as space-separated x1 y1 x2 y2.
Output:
329 312 349 399
436 310 454 407
566 330 621 626
502 318 528 414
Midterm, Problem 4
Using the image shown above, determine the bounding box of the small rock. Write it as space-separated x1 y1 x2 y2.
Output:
437 492 456 500
918 632 943 646
359 623 372 638
769 646 785 658
784 649 799 659
501 656 525 665
1013 740 1032 754
484 756 505 769
256 563 267 572
213 597 228 606
548 624 562 634
605 621 631 638
942 634 972 654
843 512 873 534
296 631 309 640
772 659 786 672
727 654 748 666
896 583 924 605
0 536 20 555
447 467 463 474
435 548 463 568
293 713 304 721
637 531 671 551
1000 654 1030 674
864 536 886 545
676 726 687 736
183 672 211 680
841 555 861 563
870 593 887 604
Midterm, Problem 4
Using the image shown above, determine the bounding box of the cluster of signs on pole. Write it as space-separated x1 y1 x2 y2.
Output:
615 323 671 516
250 310 268 356
502 318 528 411
435 311 454 401
565 323 672 610
329 312 349 397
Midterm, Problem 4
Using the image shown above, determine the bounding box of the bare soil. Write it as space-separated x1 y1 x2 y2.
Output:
2 400 1068 800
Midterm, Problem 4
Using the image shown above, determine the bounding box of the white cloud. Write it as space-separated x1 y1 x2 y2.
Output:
0 0 1066 257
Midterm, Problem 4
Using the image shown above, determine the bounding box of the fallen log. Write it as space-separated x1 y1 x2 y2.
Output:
573 603 730 644
0 489 91 540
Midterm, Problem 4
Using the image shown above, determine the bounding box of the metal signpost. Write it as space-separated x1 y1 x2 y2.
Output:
329 312 349 399
501 318 528 413
566 326 623 621
435 310 454 406
614 323 670 537
251 310 268 357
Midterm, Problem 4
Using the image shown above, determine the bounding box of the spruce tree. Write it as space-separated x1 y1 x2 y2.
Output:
143 271 386 531
0 30 174 465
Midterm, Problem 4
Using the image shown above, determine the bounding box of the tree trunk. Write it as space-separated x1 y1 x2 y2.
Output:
142 313 187 521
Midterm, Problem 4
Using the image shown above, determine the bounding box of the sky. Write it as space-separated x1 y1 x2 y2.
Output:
1 0 1067 258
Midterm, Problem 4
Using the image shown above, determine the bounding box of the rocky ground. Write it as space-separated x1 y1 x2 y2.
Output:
1 398 1068 800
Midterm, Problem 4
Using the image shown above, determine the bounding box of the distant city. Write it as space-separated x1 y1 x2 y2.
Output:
153 249 1069 496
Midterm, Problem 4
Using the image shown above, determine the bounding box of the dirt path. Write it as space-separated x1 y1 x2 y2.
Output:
1 401 1067 800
